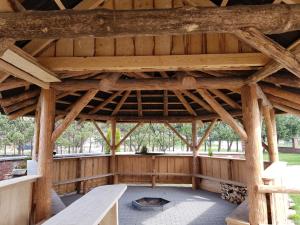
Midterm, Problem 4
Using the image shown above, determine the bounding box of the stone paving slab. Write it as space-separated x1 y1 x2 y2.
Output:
119 186 237 225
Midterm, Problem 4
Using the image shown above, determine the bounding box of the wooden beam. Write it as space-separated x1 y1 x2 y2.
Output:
264 73 300 88
256 85 273 108
92 120 111 148
136 91 142 117
89 91 122 115
196 119 217 150
0 59 49 88
247 39 300 83
38 53 269 72
273 103 300 116
198 89 247 140
257 185 300 194
241 84 268 225
1 4 300 40
22 0 105 56
1 46 60 82
110 119 117 184
181 90 213 112
51 76 247 91
263 107 279 162
174 90 197 116
35 88 56 223
115 123 142 149
209 89 241 109
4 97 37 114
0 77 29 91
0 89 39 107
52 89 98 142
164 122 192 148
112 91 130 116
163 90 168 116
32 95 41 161
236 27 300 79
267 94 300 111
7 103 36 120
260 84 300 105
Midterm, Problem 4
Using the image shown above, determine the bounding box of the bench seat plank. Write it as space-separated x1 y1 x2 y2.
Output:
42 184 127 225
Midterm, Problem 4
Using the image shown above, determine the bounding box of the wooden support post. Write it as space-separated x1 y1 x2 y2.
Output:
192 120 197 190
241 84 268 225
32 96 41 161
76 158 82 194
110 119 118 184
34 88 56 223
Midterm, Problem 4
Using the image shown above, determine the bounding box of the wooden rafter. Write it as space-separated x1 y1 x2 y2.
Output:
198 89 248 140
267 95 300 111
173 90 197 116
0 89 39 107
92 120 111 148
209 89 241 109
136 91 143 117
115 123 142 149
273 103 300 116
112 91 130 116
38 53 269 72
196 119 218 150
1 4 300 40
261 84 300 105
247 39 300 83
7 104 36 120
181 90 213 112
52 89 98 142
164 122 192 148
236 28 300 79
89 91 123 115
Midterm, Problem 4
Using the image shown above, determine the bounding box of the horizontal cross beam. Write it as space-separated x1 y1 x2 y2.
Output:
1 4 300 40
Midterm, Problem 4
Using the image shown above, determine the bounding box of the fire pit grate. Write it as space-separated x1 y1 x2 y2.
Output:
132 197 170 211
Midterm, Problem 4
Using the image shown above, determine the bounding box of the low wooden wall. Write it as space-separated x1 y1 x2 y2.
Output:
0 175 40 225
52 154 249 195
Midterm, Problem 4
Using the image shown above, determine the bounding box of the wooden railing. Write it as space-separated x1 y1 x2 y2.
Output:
51 154 249 195
0 175 40 225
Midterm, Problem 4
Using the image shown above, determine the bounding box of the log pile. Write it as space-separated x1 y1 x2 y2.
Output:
221 183 247 204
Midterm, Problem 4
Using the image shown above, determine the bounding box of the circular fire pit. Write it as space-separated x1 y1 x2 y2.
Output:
132 197 170 211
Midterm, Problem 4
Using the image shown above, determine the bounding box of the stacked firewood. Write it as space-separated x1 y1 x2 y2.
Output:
220 183 247 204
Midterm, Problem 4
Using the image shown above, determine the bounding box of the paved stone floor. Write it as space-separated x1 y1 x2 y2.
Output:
61 186 237 225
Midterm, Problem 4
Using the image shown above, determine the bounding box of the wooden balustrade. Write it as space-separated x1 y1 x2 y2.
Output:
0 175 40 225
51 154 249 195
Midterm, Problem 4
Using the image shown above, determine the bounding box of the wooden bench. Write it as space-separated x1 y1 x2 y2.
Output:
42 184 127 225
225 199 249 225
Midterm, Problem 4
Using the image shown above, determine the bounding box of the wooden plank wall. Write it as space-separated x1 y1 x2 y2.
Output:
52 156 110 194
199 156 247 184
52 155 248 195
38 0 255 58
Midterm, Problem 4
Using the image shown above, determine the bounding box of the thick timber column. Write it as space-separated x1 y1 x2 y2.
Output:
32 99 41 161
241 84 268 225
110 119 118 184
192 120 198 190
263 107 279 162
35 88 56 222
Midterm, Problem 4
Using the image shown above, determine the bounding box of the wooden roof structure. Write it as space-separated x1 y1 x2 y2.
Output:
0 0 299 128
0 1 299 224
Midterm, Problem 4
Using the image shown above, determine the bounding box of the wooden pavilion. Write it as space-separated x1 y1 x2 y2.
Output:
0 0 300 224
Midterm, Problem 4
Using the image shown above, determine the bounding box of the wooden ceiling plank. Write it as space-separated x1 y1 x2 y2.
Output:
236 28 300 79
198 89 248 140
52 89 98 142
112 91 131 116
38 53 269 72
